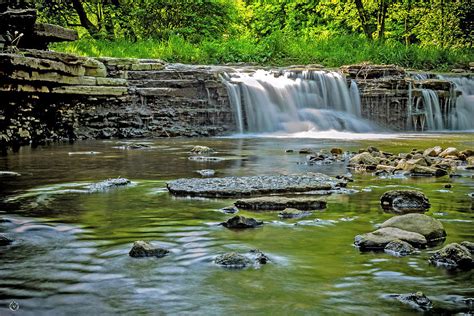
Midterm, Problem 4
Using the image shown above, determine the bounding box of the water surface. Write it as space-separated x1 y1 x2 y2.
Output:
0 133 473 315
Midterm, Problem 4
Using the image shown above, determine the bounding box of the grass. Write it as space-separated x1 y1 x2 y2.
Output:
51 33 473 71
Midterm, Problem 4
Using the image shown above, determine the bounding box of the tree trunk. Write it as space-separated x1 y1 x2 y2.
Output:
354 0 373 40
377 0 388 40
71 0 99 37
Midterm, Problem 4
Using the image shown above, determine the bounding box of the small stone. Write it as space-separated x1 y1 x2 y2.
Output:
220 206 238 214
190 145 214 155
444 184 452 189
196 169 215 177
214 252 252 268
299 148 313 154
384 239 416 256
129 241 170 258
366 146 380 153
285 149 294 153
391 292 433 311
429 243 473 270
278 208 312 219
330 147 343 155
0 234 13 246
221 215 263 229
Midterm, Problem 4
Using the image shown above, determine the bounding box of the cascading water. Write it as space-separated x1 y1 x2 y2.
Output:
222 70 377 134
440 76 474 130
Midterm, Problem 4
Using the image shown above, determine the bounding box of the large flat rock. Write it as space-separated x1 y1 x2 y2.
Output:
167 173 345 198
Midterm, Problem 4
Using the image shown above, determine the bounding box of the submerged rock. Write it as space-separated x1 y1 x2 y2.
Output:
278 208 312 219
129 241 170 258
380 213 446 243
355 227 427 250
389 292 433 311
429 243 473 270
0 234 13 246
380 190 430 213
167 173 345 198
214 252 252 268
88 178 131 192
235 196 326 211
214 249 269 268
221 215 263 229
188 156 224 162
190 146 214 155
384 239 416 256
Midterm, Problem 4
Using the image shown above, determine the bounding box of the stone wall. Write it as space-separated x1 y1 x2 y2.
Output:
0 50 234 151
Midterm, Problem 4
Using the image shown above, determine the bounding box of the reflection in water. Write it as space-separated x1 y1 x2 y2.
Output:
0 135 473 314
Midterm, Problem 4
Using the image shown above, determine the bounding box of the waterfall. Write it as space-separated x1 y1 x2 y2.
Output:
441 76 474 130
223 70 376 134
421 89 444 130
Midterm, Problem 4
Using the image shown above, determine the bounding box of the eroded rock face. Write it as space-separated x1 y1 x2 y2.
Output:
221 215 263 229
354 227 427 250
0 234 13 246
167 173 345 198
129 241 170 258
380 213 446 243
235 196 326 211
389 292 433 311
384 239 416 256
429 243 473 270
380 190 430 213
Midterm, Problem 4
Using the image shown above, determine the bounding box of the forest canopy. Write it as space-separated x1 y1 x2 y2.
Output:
36 0 473 69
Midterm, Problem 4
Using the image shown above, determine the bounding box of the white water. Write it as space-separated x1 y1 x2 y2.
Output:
441 76 474 130
223 70 378 134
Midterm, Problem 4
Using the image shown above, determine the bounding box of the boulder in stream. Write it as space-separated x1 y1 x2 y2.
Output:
423 146 443 157
349 152 380 166
190 146 214 155
129 241 170 258
235 196 326 211
221 215 263 229
214 252 252 268
354 227 427 250
428 243 473 271
380 213 446 243
380 190 430 213
0 234 13 246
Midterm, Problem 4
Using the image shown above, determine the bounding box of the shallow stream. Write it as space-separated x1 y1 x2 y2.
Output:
0 133 473 315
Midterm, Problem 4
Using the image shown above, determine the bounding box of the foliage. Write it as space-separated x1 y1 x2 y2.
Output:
39 0 473 69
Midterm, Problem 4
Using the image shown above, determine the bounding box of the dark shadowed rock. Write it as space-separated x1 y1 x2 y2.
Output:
354 227 427 250
0 234 13 246
380 190 430 213
129 241 170 258
167 173 344 198
221 215 263 229
88 178 131 192
235 196 326 211
384 239 416 256
278 208 312 219
389 292 433 311
429 243 473 270
220 206 239 214
380 213 446 242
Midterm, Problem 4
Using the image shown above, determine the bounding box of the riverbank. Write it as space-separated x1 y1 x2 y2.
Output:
51 34 474 72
